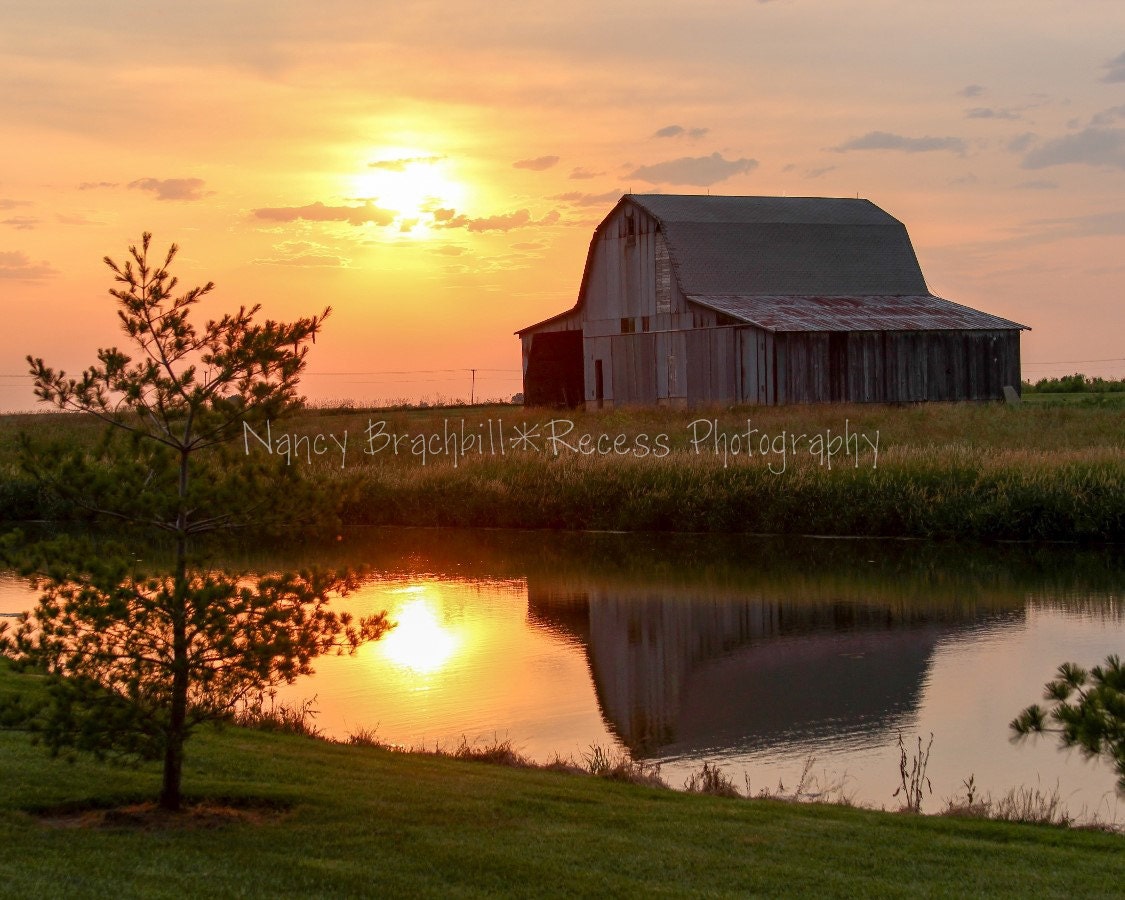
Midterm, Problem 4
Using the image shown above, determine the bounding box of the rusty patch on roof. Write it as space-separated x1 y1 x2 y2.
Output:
688 293 1029 333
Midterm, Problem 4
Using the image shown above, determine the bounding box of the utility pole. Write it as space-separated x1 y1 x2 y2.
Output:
470 368 476 405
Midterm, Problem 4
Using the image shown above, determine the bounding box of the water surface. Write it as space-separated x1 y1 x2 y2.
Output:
2 529 1121 819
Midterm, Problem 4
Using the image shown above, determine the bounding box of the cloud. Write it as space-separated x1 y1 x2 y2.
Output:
653 125 709 139
512 156 560 171
253 200 397 226
832 131 966 155
552 190 621 206
1089 104 1125 127
0 250 57 280
433 207 559 232
804 166 837 179
1006 132 1037 153
0 199 30 210
128 177 208 201
429 244 467 256
1015 180 1058 190
78 181 117 191
56 213 100 226
958 84 985 97
1021 127 1125 170
568 167 604 180
1023 209 1125 238
1101 51 1125 83
965 107 1020 120
511 241 545 251
253 240 349 267
626 152 758 186
429 207 465 227
368 155 444 171
2 217 38 230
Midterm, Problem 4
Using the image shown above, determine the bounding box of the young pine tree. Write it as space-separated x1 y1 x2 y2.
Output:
0 233 389 811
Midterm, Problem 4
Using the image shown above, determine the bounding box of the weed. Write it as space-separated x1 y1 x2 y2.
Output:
232 691 322 738
684 762 741 799
893 732 934 813
344 727 389 749
581 744 665 788
445 735 532 768
745 757 856 806
938 776 1123 831
988 782 1074 827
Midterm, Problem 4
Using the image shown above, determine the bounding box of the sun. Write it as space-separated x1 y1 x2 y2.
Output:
350 152 467 234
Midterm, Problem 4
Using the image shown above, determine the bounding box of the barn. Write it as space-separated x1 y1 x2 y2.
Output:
516 194 1028 407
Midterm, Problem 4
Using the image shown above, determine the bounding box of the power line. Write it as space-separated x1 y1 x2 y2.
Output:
1 368 522 378
305 368 518 376
1022 358 1125 366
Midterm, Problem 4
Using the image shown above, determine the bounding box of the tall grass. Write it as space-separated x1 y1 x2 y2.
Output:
331 447 1123 540
2 403 1123 541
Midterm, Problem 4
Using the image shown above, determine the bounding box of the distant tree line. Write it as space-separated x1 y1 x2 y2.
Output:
1022 373 1125 394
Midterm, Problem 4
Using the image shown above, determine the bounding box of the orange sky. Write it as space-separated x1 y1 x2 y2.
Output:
3 1 1125 410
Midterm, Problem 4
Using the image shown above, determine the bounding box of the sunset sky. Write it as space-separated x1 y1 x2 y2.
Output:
2 1 1124 410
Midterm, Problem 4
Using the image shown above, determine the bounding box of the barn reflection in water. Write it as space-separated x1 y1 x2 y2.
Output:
527 571 1022 758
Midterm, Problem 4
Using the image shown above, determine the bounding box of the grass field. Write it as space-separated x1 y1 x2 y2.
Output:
0 665 1121 899
1021 392 1125 407
2 401 1123 541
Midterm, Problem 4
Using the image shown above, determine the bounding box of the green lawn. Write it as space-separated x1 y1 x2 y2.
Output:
1 669 1121 898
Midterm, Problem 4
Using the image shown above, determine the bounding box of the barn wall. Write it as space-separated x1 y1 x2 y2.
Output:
585 205 660 324
601 324 1022 407
685 328 740 404
542 321 1020 409
737 327 774 404
598 330 688 408
846 333 886 403
773 329 1021 404
577 201 702 407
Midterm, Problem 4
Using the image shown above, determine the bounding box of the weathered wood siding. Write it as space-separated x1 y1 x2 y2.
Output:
602 331 688 406
738 328 775 404
772 330 1021 404
576 205 697 406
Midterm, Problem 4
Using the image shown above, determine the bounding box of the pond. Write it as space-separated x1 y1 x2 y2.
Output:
2 527 1122 819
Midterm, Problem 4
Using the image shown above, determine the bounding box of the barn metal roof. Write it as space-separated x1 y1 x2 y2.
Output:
688 293 1029 333
630 195 931 297
517 195 1029 334
630 194 901 226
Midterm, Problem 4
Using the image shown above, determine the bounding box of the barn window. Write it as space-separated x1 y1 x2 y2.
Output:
642 316 651 332
621 317 636 334
625 210 636 246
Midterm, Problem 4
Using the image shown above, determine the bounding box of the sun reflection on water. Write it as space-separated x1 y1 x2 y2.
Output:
379 589 459 675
